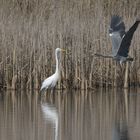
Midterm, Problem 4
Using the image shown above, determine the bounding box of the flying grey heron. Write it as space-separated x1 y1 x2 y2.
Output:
40 48 65 93
95 15 140 65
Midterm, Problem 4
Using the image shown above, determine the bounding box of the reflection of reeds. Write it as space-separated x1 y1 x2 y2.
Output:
0 0 140 89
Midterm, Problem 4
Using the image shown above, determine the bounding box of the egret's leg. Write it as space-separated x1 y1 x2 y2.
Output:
51 88 54 94
40 90 47 103
51 87 56 94
50 88 55 103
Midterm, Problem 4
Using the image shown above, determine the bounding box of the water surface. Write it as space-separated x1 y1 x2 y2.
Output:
0 89 140 140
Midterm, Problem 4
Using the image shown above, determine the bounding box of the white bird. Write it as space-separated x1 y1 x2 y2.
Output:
40 48 65 93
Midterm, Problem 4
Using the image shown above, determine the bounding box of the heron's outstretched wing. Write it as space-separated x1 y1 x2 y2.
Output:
117 20 140 57
109 15 126 56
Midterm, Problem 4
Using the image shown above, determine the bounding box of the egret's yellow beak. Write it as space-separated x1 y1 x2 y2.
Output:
61 49 66 52
61 49 68 55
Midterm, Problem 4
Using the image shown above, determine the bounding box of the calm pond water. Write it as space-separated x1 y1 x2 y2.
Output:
0 89 140 140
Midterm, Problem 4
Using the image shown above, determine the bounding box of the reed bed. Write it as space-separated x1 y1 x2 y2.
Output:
0 0 140 90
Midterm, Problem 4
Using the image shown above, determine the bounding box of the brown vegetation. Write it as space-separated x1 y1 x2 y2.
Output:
0 0 140 90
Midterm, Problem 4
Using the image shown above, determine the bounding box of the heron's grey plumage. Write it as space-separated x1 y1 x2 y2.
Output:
95 15 139 64
109 16 125 37
117 20 140 57
109 15 126 56
109 15 140 64
110 32 122 56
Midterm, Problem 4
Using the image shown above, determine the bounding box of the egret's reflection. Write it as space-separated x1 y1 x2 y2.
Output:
41 102 58 140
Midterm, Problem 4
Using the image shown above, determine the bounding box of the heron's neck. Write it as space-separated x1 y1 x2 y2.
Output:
55 54 60 75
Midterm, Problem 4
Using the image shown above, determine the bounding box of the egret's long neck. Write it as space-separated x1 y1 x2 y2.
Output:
55 53 60 74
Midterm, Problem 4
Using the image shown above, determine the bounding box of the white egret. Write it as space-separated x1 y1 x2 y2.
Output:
40 48 65 93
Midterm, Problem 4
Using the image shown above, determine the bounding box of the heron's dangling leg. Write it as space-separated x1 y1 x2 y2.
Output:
119 62 126 84
124 62 129 88
129 61 134 69
127 57 134 69
119 62 123 71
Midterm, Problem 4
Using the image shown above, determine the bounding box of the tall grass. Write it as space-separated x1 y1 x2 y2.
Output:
0 0 140 90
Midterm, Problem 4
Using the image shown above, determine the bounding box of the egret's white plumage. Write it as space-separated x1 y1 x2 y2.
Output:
40 48 65 92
